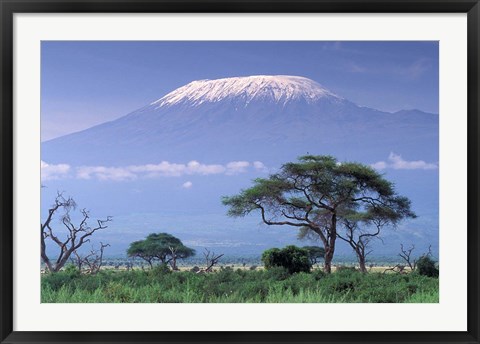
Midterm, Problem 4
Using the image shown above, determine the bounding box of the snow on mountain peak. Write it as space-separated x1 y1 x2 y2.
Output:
151 75 342 108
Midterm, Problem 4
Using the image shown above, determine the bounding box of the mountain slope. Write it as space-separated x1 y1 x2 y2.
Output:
42 75 438 166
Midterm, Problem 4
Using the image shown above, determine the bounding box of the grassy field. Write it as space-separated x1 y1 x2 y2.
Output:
41 266 438 303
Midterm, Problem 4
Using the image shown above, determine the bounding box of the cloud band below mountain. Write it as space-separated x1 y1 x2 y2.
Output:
40 161 71 181
41 160 267 182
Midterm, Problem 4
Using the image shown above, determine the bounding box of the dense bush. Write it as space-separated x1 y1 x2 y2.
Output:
262 246 312 274
64 264 81 277
416 256 439 277
263 266 290 281
149 263 172 276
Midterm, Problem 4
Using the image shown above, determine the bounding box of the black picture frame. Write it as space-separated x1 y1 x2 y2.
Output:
1 1 479 343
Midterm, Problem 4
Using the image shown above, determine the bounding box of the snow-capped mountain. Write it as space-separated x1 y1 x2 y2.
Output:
151 75 342 108
42 75 438 166
41 75 438 258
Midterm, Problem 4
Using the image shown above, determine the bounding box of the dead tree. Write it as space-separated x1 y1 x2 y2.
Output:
383 264 406 274
41 192 112 273
82 242 110 274
337 216 388 273
71 242 110 274
70 249 96 272
398 244 434 272
70 250 86 271
197 249 224 273
337 220 373 273
398 244 417 271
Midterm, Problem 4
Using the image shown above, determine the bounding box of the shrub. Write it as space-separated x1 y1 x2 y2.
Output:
41 267 439 303
263 266 290 281
149 263 172 276
64 264 81 277
312 269 326 281
416 256 439 277
261 245 312 274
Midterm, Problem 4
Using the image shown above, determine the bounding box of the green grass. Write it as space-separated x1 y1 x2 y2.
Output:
41 267 439 303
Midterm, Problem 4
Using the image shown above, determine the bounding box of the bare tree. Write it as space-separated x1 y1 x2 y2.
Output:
82 242 110 274
398 244 417 271
337 215 388 273
41 193 112 273
70 250 85 271
398 244 434 272
383 264 406 274
70 242 110 274
197 249 224 273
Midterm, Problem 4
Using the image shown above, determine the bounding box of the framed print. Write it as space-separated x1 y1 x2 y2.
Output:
1 1 479 343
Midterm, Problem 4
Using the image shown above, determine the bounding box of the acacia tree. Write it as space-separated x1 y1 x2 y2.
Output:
41 193 112 273
302 246 325 265
127 239 157 268
168 245 196 270
127 233 195 270
223 155 415 273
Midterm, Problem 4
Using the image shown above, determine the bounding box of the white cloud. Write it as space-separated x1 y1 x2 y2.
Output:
41 160 71 181
42 159 268 182
77 160 228 181
371 161 387 170
129 161 187 176
372 153 438 170
182 181 193 189
253 161 268 173
186 160 226 175
128 160 226 177
76 166 138 181
226 161 250 175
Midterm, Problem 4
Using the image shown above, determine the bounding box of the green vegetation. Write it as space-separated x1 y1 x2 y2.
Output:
302 246 325 265
262 246 312 274
223 155 415 273
127 233 195 270
416 255 439 278
41 267 438 303
41 155 438 304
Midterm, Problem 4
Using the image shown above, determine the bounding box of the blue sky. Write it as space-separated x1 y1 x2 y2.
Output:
41 41 438 141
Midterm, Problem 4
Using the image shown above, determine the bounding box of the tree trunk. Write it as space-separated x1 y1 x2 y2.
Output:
357 254 367 273
41 244 54 273
323 247 333 273
323 214 337 274
171 257 178 270
41 227 55 273
52 248 75 272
